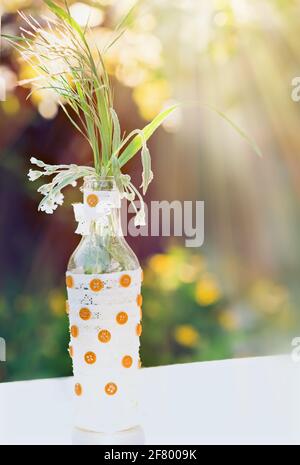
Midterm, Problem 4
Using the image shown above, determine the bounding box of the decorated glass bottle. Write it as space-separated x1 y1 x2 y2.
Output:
66 176 143 434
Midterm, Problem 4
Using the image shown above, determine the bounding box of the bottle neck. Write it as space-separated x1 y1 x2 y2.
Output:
82 176 122 238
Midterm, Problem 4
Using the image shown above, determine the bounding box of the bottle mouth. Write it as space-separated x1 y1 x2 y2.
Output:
84 175 115 181
82 175 117 192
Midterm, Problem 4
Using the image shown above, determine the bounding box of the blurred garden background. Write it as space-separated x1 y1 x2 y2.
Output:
0 0 300 381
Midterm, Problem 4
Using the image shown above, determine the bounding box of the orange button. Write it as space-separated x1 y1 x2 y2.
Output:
98 329 111 343
90 279 104 292
66 275 74 289
136 323 142 337
68 346 73 358
84 351 96 365
122 355 133 368
71 325 79 338
79 307 91 321
137 294 143 307
87 194 99 208
116 311 128 325
105 382 118 396
120 274 131 288
75 383 82 396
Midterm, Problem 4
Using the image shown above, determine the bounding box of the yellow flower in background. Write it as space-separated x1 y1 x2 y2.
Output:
48 290 65 316
174 325 200 348
195 274 221 306
218 309 239 331
149 254 174 275
147 250 208 291
147 253 181 291
133 80 171 120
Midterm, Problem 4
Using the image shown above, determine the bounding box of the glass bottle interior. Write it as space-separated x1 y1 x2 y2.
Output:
67 176 140 274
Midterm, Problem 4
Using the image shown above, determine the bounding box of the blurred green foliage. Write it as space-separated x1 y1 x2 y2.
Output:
141 247 295 366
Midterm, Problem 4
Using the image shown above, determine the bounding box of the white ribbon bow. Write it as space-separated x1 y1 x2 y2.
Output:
73 202 114 235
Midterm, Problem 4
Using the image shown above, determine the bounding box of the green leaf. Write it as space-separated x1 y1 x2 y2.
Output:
118 105 178 168
140 143 153 195
110 108 121 155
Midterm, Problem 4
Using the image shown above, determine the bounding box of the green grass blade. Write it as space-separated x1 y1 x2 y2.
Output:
115 1 140 32
43 0 86 42
110 108 121 154
203 104 262 158
1 34 26 43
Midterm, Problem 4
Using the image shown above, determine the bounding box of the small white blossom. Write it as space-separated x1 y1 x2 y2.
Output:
38 183 52 195
30 157 45 168
134 208 146 227
54 192 64 206
40 197 58 214
28 169 44 181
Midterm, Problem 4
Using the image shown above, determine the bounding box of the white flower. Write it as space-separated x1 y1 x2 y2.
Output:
134 208 146 227
40 197 58 214
28 169 44 181
38 183 52 195
124 191 135 202
71 181 77 187
54 192 64 206
30 157 45 168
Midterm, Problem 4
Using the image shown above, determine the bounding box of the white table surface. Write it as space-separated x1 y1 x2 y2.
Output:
0 355 299 445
